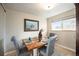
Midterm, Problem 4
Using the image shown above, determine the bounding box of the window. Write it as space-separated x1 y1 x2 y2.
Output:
51 21 62 30
51 18 76 31
63 18 76 30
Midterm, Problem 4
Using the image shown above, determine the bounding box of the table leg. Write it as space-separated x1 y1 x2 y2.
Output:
33 49 38 56
29 50 33 56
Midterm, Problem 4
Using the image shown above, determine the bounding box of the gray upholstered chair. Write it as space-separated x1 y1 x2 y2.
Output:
11 36 30 56
49 33 55 37
39 35 57 56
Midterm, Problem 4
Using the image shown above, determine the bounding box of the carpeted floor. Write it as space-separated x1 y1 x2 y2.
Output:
5 44 75 56
53 45 75 56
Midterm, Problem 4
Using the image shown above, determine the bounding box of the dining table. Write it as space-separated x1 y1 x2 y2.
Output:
22 38 46 56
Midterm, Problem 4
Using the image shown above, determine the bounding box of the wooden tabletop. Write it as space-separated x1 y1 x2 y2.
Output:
22 39 44 51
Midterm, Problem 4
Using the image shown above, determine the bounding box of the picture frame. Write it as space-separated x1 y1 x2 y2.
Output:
24 19 39 31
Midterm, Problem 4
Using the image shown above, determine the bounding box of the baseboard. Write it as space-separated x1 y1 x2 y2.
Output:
56 43 76 53
4 50 16 56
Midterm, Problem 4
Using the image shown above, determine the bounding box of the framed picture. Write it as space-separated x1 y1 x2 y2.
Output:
24 19 39 31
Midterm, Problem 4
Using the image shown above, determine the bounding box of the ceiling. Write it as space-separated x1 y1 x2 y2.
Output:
4 3 75 18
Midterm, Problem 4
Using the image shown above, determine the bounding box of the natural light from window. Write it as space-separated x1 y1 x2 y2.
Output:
51 18 76 31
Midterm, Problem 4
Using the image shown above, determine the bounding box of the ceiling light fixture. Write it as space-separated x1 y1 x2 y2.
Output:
40 3 56 10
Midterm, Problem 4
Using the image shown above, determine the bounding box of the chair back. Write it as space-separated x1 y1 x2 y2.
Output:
49 33 55 37
11 36 20 55
46 35 57 56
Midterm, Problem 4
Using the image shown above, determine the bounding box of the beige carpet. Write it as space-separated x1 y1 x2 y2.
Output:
5 44 75 56
53 44 75 56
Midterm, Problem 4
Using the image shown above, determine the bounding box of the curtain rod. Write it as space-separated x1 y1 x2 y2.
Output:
0 3 6 13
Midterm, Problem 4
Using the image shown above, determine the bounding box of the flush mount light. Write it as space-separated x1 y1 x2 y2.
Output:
40 3 56 10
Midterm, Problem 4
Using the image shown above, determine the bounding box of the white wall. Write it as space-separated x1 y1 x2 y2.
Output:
5 9 47 52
